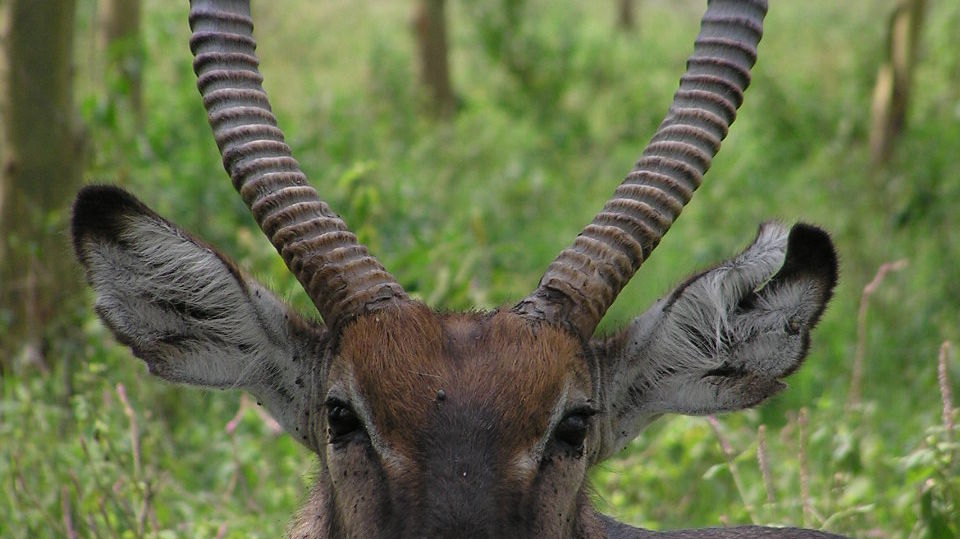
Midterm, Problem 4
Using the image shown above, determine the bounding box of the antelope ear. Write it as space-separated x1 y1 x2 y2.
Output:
592 222 837 460
72 185 326 450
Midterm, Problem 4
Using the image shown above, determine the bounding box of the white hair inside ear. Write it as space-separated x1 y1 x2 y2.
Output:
593 222 837 460
72 185 326 450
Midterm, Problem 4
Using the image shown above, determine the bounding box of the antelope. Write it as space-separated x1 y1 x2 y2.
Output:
72 0 845 537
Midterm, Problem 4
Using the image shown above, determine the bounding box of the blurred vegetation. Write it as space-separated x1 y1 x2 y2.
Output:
2 0 959 537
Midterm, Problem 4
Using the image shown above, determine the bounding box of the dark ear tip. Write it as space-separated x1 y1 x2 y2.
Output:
72 185 153 261
785 222 839 292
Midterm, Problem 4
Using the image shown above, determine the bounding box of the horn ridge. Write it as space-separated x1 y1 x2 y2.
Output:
514 0 767 339
188 0 408 329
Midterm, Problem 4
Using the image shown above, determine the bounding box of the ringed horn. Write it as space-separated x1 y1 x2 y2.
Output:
513 0 767 339
189 0 408 331
188 0 766 340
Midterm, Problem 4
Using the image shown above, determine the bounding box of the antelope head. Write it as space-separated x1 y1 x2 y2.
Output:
72 0 841 537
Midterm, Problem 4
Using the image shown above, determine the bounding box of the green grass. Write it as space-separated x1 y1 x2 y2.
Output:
2 0 959 537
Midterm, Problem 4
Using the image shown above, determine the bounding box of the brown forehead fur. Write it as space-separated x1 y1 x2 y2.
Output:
335 302 589 456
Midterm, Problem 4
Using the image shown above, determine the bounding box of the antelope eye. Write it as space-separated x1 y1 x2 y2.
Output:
554 412 591 449
326 400 361 441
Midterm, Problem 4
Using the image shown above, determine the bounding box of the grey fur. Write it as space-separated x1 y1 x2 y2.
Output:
78 206 325 450
593 223 832 461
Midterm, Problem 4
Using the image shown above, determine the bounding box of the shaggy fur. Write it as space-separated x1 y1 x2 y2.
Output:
73 187 840 538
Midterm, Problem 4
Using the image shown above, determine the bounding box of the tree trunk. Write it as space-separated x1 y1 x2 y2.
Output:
869 0 926 167
617 0 638 32
413 0 456 118
0 0 84 373
99 0 143 124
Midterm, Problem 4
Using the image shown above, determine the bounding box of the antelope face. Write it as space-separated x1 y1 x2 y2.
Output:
74 0 847 537
317 307 597 537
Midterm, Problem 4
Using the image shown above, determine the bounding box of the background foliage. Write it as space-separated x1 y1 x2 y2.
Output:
2 0 959 537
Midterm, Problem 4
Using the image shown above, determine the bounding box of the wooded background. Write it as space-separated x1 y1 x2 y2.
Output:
1 0 957 537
